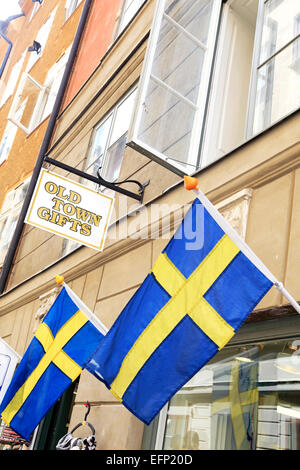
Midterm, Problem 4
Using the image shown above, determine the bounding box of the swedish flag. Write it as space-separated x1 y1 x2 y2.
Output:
86 198 273 424
0 287 105 440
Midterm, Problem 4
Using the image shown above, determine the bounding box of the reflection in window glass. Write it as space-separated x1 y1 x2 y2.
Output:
260 0 296 63
85 87 137 186
250 0 300 136
137 0 213 167
86 114 113 177
0 178 30 265
165 0 212 45
103 133 127 182
162 340 300 450
253 40 300 135
128 0 222 174
0 122 17 165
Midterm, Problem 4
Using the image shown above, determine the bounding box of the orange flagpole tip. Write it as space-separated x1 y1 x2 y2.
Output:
55 275 64 284
184 175 199 191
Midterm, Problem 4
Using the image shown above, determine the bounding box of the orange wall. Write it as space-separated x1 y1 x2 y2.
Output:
63 0 122 107
0 0 83 210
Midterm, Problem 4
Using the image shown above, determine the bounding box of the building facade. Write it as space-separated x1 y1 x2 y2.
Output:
0 0 300 450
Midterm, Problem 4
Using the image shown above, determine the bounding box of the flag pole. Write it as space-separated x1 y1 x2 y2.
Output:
55 275 108 334
184 176 300 316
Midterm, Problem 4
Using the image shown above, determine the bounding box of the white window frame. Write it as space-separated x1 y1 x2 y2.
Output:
0 177 30 266
0 122 18 165
34 47 71 124
246 0 300 139
0 99 27 163
61 238 80 257
29 1 42 23
8 72 47 134
117 0 145 36
65 0 83 21
8 47 70 134
127 0 223 176
26 8 57 73
291 12 300 69
85 86 137 187
0 51 26 108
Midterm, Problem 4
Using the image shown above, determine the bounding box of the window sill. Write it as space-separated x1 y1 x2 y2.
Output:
26 56 41 75
25 113 50 139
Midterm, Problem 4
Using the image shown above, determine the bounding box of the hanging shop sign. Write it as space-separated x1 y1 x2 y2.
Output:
25 169 114 251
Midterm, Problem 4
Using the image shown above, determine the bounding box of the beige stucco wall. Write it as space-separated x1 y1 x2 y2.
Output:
1 0 300 450
1 134 300 448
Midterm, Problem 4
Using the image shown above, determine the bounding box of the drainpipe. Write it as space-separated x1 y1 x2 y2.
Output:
0 13 25 78
0 36 12 79
0 0 93 294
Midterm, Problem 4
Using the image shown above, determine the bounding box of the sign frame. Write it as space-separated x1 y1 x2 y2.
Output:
25 169 114 252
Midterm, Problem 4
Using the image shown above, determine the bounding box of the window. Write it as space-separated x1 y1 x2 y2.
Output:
0 51 26 108
85 87 137 186
8 48 70 134
247 0 300 137
0 100 26 164
117 0 145 35
129 0 300 176
0 178 30 266
61 88 137 257
127 0 223 175
34 48 71 124
65 0 83 21
156 336 300 450
0 122 18 165
29 1 42 22
291 13 300 71
61 238 80 257
26 8 57 73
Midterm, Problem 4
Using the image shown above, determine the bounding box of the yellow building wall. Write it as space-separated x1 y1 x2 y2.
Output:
0 0 84 210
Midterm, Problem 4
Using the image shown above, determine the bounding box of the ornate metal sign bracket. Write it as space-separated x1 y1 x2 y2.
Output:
44 156 149 203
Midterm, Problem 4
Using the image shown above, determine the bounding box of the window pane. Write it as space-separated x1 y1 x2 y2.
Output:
137 77 197 166
152 18 205 104
260 0 300 64
0 122 18 164
0 52 26 107
0 179 29 264
165 0 212 44
86 114 113 172
109 89 137 146
128 0 221 173
2 216 17 253
162 339 300 450
252 39 300 135
102 133 127 182
26 8 57 72
16 79 42 131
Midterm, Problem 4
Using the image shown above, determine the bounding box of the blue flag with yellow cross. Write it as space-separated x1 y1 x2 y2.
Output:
86 198 273 425
0 286 106 440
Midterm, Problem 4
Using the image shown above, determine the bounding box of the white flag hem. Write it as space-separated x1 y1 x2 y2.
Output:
63 282 108 335
193 188 300 315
